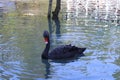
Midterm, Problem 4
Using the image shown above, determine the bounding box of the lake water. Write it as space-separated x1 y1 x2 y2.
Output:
0 0 120 80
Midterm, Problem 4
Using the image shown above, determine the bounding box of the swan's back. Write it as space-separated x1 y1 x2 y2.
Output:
49 44 86 59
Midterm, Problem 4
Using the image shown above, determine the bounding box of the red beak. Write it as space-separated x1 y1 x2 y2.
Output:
44 37 48 44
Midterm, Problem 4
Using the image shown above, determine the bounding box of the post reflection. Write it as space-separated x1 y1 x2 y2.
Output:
48 0 61 37
53 16 61 37
48 15 61 38
48 10 61 37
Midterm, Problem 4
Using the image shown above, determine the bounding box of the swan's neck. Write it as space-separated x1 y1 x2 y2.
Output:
42 40 50 59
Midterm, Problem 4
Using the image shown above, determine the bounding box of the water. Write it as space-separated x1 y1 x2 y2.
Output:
0 0 120 80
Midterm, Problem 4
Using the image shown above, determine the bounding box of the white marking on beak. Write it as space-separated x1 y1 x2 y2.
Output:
45 42 48 44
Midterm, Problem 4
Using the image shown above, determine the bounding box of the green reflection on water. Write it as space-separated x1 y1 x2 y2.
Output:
0 1 50 79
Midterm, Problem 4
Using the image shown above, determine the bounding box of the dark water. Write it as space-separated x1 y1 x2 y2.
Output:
0 0 120 80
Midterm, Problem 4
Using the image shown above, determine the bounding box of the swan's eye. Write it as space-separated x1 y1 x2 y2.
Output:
44 37 48 44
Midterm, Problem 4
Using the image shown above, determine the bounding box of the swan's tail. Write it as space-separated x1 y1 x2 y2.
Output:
78 48 86 53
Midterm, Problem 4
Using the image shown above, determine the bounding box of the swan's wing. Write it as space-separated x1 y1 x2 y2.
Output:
48 45 80 59
50 45 79 54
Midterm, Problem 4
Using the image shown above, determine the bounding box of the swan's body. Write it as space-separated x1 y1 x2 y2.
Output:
42 30 86 59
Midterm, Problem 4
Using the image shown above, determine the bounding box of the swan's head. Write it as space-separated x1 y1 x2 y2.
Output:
43 30 49 44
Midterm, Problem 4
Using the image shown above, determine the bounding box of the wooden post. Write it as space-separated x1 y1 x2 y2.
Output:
48 0 53 18
52 0 61 19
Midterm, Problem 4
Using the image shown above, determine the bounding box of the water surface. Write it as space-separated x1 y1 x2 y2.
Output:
0 0 120 80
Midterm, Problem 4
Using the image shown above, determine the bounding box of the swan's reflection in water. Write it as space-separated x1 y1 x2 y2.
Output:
41 59 51 79
41 53 85 79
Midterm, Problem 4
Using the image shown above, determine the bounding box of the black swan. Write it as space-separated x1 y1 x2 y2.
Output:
42 30 86 59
